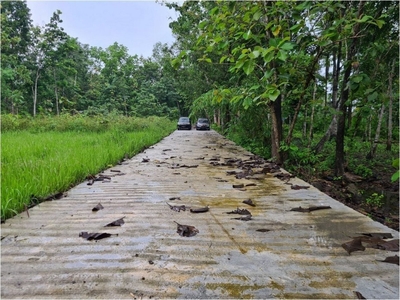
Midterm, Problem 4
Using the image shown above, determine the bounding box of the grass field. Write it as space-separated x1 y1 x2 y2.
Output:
1 115 175 221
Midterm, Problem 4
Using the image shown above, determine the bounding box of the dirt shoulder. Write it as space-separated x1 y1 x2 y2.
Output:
308 171 399 231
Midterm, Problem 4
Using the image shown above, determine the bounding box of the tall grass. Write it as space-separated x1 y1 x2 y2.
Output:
1 115 175 221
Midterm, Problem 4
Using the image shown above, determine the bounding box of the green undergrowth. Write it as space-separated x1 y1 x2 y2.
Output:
1 115 175 221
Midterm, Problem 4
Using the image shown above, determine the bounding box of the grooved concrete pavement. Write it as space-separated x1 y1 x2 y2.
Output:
1 130 399 299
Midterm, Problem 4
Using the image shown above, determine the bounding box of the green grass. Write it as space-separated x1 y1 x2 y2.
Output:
1 115 175 221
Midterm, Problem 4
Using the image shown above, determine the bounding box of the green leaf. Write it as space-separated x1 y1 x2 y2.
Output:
250 50 260 58
295 1 312 11
391 170 399 182
242 60 255 75
365 88 375 95
352 75 364 83
280 42 294 51
392 158 399 168
210 7 219 16
375 19 385 29
367 91 378 101
235 59 246 71
268 88 280 101
264 51 274 63
263 69 274 80
199 20 207 29
231 95 244 103
249 84 260 91
243 29 252 40
243 97 252 109
269 38 279 48
253 11 262 21
272 25 281 37
171 58 181 69
356 15 372 23
278 50 288 62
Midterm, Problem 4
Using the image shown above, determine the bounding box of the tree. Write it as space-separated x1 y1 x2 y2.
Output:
1 0 32 114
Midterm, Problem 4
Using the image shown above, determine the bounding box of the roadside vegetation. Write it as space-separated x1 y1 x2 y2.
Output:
1 114 175 221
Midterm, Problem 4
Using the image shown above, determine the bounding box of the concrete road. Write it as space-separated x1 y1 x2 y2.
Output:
1 130 399 299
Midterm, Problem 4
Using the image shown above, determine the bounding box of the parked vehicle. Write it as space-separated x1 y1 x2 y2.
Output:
177 117 191 130
196 118 210 130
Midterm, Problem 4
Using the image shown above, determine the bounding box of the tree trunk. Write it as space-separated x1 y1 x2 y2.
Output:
285 47 322 147
33 68 40 117
334 0 364 177
324 55 330 107
313 43 341 153
386 61 394 151
368 115 372 142
53 69 60 116
366 104 385 159
347 100 352 129
269 96 283 164
308 82 317 148
303 109 307 139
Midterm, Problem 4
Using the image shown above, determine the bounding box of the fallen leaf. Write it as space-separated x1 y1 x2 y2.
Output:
95 176 111 181
291 184 310 190
361 232 393 239
92 203 104 212
226 170 237 175
104 217 125 227
353 291 366 299
232 183 244 189
79 232 116 240
342 238 365 255
226 207 251 215
190 206 209 213
290 206 331 213
243 199 256 207
377 239 399 251
377 255 399 265
166 202 186 212
174 221 199 237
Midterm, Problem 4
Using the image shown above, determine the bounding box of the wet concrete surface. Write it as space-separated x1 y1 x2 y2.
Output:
1 130 399 299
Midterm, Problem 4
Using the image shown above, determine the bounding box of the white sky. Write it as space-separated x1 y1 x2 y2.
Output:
26 0 180 58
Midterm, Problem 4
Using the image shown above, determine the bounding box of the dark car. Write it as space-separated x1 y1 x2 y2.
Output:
196 118 210 130
177 117 191 130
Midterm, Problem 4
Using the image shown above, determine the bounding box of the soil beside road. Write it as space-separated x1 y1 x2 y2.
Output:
1 130 399 299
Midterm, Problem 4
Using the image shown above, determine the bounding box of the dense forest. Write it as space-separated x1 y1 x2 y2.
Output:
1 1 399 227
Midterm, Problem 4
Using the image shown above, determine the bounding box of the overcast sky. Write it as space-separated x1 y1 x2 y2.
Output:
26 0 180 58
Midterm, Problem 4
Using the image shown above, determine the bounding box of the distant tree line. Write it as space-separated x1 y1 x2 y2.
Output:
1 0 184 118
